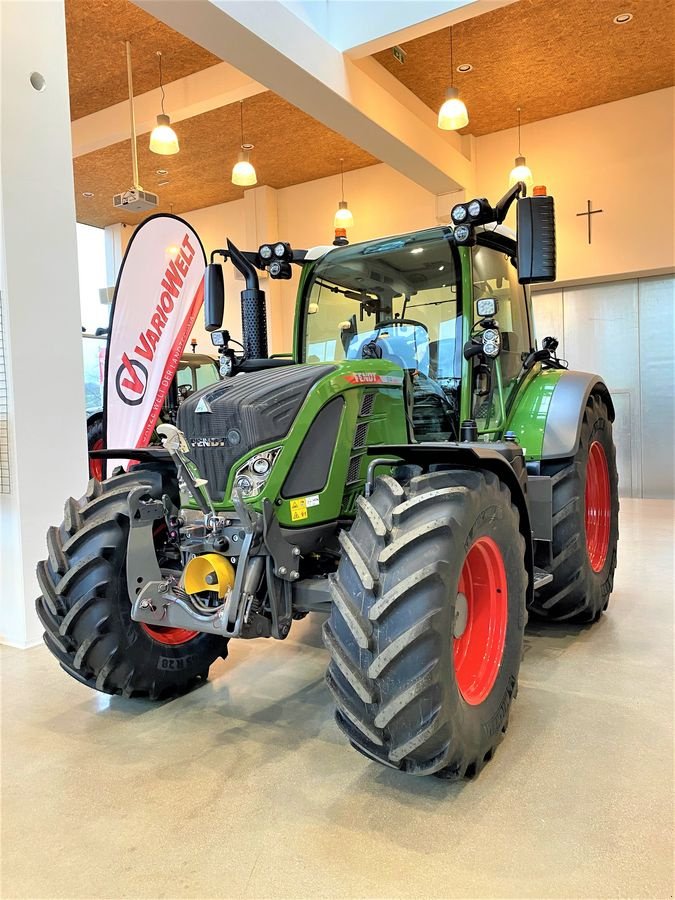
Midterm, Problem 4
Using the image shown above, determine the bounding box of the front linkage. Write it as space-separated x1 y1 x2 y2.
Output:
129 472 300 643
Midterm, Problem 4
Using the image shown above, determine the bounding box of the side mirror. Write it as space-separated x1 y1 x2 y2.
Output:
517 194 556 284
204 263 225 331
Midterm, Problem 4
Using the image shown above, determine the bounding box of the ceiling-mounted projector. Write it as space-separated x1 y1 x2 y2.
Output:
113 188 159 212
112 43 160 215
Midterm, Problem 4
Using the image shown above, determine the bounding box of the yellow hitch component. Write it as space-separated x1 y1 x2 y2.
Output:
183 553 235 599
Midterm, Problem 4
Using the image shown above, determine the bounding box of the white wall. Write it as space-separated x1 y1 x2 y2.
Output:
476 87 674 284
172 88 674 354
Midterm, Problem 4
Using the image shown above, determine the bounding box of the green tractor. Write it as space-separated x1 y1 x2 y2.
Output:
37 184 618 778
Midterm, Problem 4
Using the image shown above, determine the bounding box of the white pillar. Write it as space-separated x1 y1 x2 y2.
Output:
0 0 88 647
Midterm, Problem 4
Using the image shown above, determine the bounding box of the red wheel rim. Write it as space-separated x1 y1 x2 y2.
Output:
585 440 611 573
140 623 199 645
453 536 508 706
89 438 104 481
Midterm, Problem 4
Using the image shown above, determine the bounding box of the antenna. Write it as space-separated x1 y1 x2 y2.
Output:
125 41 141 190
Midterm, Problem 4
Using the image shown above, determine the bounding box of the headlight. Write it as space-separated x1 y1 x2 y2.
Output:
259 244 272 260
476 298 497 317
233 447 282 498
467 200 482 218
454 224 471 243
482 329 501 358
274 242 287 258
451 204 467 223
251 456 271 475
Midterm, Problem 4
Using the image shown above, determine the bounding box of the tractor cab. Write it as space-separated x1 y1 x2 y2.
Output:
299 222 532 442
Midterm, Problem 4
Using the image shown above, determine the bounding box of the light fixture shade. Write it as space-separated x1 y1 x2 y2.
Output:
509 155 534 191
231 150 257 186
149 114 179 155
334 200 353 229
438 86 469 130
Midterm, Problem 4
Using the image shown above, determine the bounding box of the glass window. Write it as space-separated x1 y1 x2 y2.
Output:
303 227 462 389
472 244 531 392
195 360 219 390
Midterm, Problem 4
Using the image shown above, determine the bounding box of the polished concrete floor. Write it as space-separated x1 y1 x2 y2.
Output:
1 499 673 899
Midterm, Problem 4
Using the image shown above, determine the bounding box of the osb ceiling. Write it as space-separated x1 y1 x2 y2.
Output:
66 0 221 120
74 92 378 228
373 0 675 136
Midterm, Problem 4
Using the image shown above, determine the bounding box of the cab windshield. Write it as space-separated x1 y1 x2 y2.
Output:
302 227 462 389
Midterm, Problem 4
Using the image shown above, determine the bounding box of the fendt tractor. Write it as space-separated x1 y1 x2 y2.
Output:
37 183 619 779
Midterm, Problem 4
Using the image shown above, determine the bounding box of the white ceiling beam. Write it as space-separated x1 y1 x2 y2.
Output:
131 0 474 194
72 61 265 158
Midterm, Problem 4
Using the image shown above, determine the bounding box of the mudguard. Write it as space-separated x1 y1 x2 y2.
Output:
541 370 614 460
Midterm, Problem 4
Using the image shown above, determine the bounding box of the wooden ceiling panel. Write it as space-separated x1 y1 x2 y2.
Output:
66 0 221 120
74 92 379 227
373 0 675 135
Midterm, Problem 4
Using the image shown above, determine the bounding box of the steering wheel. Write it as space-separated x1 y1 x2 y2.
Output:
360 318 429 368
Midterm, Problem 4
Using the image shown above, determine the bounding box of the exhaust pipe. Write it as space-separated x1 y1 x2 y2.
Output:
227 238 268 360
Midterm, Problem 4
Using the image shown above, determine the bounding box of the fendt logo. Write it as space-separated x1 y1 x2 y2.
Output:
113 233 197 407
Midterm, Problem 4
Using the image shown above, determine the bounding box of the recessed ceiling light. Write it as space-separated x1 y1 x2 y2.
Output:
82 191 94 198
155 168 169 176
157 181 170 187
457 64 473 73
613 12 633 23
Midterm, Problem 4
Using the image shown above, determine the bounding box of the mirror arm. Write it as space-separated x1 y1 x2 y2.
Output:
494 182 525 224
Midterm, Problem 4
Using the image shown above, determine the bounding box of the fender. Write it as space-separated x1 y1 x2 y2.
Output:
541 370 614 460
370 442 535 608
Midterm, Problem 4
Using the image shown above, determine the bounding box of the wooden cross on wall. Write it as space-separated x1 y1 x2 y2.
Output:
576 200 604 244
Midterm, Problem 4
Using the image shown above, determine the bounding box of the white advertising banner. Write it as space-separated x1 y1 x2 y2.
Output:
103 214 206 472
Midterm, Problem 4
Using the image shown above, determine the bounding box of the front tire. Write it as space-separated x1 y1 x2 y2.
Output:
531 393 619 622
324 468 527 778
36 469 228 699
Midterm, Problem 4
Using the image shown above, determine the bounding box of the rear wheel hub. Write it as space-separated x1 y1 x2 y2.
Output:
585 440 611 573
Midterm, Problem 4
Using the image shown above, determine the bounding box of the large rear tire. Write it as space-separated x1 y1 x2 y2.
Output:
531 393 619 622
36 469 228 699
324 468 527 778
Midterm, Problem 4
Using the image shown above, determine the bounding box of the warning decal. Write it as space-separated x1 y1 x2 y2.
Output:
290 498 308 521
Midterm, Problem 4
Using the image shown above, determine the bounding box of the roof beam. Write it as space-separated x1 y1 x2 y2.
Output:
131 0 475 194
72 61 265 158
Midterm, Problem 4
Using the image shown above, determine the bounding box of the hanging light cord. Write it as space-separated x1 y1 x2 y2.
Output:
517 107 522 155
450 27 454 87
340 158 345 202
240 102 245 148
157 51 166 116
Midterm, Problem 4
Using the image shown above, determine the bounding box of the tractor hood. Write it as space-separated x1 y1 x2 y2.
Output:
177 364 335 502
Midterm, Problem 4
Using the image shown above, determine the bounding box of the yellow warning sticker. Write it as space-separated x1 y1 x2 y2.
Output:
290 498 308 521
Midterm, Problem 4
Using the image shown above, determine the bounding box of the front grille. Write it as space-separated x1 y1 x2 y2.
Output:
359 392 376 417
353 422 369 449
346 455 362 484
177 364 335 501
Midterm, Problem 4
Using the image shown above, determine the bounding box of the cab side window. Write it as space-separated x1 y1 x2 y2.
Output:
471 244 531 389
